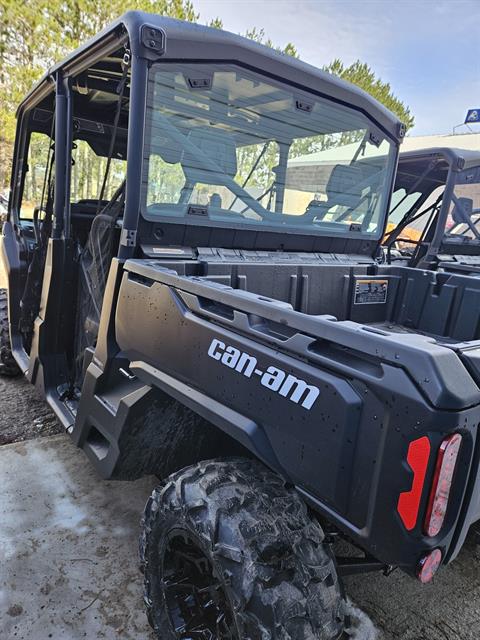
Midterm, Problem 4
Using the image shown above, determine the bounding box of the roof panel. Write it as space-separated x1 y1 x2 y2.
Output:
17 11 401 141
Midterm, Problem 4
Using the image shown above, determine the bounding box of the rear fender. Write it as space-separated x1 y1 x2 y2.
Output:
129 359 281 471
115 273 364 519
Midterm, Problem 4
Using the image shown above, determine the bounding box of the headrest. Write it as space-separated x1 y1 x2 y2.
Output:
326 164 363 209
149 131 183 165
182 126 237 184
451 197 473 224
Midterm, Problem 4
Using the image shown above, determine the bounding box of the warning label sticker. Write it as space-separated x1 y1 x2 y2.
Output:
354 279 388 305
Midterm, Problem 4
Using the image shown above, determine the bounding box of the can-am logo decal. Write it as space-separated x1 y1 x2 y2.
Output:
207 338 320 410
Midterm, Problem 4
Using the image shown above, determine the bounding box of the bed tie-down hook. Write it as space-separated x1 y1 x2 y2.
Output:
119 367 137 382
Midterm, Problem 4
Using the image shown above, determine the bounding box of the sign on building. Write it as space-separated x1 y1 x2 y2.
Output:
465 109 480 124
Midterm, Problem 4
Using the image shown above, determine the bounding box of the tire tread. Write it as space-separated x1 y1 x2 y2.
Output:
140 457 345 639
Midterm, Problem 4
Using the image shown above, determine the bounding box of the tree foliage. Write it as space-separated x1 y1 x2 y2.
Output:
0 0 201 187
0 1 414 190
243 27 299 59
324 59 415 131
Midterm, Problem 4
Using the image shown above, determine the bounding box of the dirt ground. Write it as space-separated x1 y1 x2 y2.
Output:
345 540 480 640
0 434 157 640
0 375 63 445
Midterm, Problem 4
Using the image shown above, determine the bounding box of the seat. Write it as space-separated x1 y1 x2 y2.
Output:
74 185 125 384
451 197 473 225
178 126 238 205
306 164 364 219
182 126 238 182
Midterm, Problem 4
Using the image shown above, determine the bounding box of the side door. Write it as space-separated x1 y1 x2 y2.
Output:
1 95 57 370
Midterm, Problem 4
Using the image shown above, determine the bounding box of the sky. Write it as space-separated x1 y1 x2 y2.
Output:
194 0 480 137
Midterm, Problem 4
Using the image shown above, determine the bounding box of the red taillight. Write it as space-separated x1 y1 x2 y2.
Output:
397 436 431 531
417 548 442 583
424 433 462 537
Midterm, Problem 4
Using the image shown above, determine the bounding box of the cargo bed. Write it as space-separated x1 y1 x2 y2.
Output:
130 253 480 343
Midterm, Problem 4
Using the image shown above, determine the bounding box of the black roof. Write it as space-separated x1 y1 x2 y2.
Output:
398 146 480 171
17 11 402 142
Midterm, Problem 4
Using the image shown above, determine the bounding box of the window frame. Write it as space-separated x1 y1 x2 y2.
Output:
9 30 132 242
9 89 56 228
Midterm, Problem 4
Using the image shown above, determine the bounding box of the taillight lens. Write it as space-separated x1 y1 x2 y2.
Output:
424 434 462 537
417 548 442 583
397 436 431 531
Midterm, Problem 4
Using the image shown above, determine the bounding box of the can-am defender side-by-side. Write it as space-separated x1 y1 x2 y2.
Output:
384 147 480 274
2 13 480 639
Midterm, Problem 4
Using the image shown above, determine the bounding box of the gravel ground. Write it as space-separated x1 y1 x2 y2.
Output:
0 434 157 640
345 538 480 640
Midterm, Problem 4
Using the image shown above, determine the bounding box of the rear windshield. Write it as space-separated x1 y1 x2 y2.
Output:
141 63 396 239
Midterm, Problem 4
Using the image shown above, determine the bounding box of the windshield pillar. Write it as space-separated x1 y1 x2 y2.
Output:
53 71 68 239
118 54 148 260
417 167 456 268
63 76 73 239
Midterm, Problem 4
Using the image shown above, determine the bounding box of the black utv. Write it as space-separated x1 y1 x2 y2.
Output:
384 147 480 274
2 12 480 640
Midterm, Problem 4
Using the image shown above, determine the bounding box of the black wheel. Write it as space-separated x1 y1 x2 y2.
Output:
140 458 346 639
0 289 20 377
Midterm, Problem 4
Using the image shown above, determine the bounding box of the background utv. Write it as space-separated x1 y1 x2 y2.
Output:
2 12 480 639
384 147 480 274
